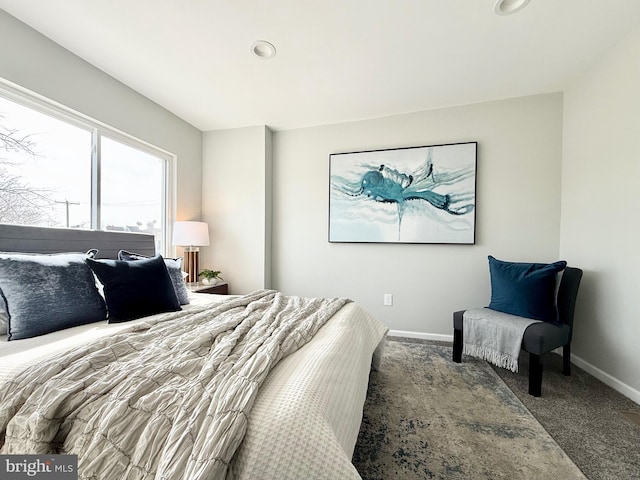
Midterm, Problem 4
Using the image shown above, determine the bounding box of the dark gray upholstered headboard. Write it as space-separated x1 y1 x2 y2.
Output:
0 225 156 259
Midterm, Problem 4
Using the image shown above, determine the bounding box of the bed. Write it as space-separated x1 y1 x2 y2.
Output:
0 225 387 480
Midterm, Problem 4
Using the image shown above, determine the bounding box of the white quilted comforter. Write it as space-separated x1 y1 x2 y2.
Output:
0 290 386 479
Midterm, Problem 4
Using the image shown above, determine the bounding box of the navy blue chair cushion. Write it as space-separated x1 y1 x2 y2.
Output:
0 252 107 340
487 255 566 323
87 254 180 323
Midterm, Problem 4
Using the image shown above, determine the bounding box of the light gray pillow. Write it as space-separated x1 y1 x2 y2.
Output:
117 250 190 305
0 252 107 340
0 310 6 336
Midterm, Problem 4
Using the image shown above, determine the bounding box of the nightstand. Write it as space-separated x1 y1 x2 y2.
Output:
192 282 229 295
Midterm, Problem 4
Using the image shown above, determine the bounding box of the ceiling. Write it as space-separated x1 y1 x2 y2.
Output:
2 1 640 131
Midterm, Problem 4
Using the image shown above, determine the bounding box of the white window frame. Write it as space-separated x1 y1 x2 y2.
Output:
0 79 176 255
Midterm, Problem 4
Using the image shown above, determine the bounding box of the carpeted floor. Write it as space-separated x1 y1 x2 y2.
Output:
491 348 640 480
353 338 640 480
352 339 586 480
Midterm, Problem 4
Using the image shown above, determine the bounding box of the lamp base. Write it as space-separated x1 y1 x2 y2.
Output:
183 247 199 284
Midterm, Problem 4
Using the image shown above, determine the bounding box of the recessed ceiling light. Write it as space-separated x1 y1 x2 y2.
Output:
493 0 531 15
251 40 276 59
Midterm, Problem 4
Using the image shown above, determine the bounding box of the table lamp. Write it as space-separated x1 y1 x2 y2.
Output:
172 221 210 284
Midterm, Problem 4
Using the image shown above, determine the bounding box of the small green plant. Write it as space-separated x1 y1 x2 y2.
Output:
199 269 223 281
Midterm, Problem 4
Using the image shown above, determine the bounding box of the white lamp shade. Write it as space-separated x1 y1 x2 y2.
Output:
172 221 210 247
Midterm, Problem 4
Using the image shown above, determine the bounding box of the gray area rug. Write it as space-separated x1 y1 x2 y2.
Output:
353 339 586 480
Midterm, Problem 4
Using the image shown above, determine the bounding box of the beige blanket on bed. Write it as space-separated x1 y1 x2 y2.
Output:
0 290 350 480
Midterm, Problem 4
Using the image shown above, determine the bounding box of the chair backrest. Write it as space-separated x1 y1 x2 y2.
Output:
557 266 583 338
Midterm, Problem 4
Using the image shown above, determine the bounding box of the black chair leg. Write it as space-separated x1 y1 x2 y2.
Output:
453 328 463 363
563 343 571 376
529 353 543 397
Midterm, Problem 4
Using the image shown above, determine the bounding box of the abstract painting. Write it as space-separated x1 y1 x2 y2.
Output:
329 142 477 244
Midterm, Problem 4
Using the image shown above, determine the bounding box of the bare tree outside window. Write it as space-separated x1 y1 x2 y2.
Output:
0 96 93 229
0 116 55 225
0 91 168 252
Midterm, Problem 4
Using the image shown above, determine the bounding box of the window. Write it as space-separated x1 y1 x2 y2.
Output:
0 96 92 228
100 136 164 239
0 84 172 253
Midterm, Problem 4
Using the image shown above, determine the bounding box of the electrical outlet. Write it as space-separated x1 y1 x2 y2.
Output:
383 293 393 306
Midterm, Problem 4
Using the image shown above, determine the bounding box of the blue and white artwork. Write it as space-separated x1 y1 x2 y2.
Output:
329 142 476 244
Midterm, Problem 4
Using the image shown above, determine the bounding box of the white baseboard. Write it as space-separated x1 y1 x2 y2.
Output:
387 329 453 343
388 330 640 405
570 353 640 405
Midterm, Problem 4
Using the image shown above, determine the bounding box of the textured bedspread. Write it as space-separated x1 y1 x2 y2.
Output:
0 290 350 479
229 302 387 480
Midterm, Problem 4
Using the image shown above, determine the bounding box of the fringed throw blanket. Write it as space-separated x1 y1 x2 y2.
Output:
0 290 350 480
463 308 540 372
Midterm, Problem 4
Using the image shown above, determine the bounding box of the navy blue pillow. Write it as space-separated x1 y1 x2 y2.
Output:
0 252 107 340
86 254 180 323
0 249 100 337
487 255 567 322
117 250 190 305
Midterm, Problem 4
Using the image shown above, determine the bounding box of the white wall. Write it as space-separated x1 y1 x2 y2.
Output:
0 10 203 224
272 94 564 338
201 126 272 294
561 26 640 398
